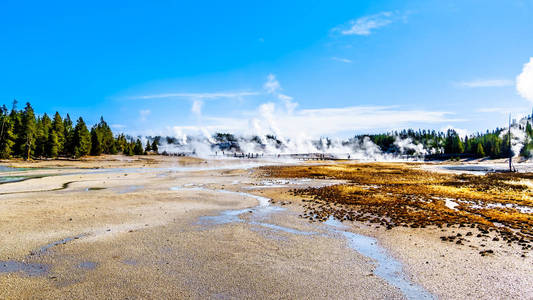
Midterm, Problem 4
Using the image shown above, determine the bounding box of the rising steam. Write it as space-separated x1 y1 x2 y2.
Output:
517 57 533 102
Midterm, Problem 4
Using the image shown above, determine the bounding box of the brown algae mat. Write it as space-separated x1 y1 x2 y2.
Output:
259 163 533 255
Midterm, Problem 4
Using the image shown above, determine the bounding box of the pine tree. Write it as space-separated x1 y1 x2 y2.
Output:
133 139 144 155
465 138 473 154
115 134 127 153
20 103 36 160
10 101 22 157
35 113 51 157
444 129 464 155
46 130 59 157
52 112 65 154
90 127 102 156
95 117 115 154
35 117 45 157
455 135 465 154
500 132 512 158
124 142 134 156
73 117 91 158
1 101 121 159
475 142 485 158
145 140 151 153
63 114 74 156
0 105 14 158
151 138 159 154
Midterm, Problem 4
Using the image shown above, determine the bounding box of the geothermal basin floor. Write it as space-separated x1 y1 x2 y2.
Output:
0 156 532 299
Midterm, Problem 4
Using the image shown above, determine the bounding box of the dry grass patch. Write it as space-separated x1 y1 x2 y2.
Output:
259 163 533 254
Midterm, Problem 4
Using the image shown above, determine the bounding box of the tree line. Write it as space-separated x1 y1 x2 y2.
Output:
358 127 522 158
0 100 159 159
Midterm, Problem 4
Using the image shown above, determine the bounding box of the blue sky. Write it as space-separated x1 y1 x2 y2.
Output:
1 0 533 139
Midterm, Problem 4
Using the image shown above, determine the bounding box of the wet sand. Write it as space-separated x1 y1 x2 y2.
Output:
1 156 531 299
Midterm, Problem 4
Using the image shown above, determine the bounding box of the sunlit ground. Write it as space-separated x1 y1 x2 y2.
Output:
260 163 533 255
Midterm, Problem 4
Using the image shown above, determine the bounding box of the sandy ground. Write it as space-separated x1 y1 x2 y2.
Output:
258 189 533 299
1 156 532 299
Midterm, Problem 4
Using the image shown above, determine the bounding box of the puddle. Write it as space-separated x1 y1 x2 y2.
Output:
172 186 306 231
471 202 533 214
115 185 143 194
324 217 434 300
439 165 505 175
439 197 533 214
165 161 281 173
32 234 85 255
171 186 275 225
121 259 138 266
0 167 56 186
1 233 87 277
0 166 16 172
244 179 315 190
85 187 106 191
444 198 459 210
0 176 28 183
77 261 97 270
170 186 270 207
0 180 77 196
0 261 49 276
249 221 315 236
172 185 435 299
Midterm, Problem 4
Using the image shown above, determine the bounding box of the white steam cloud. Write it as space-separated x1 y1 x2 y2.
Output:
517 57 533 102
143 74 455 160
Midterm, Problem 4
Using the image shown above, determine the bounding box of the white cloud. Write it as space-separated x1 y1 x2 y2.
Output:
139 109 151 121
134 91 259 100
277 94 292 101
336 12 395 36
191 99 203 116
477 106 530 115
263 74 281 94
162 104 454 140
111 124 126 129
456 79 514 88
130 73 453 141
477 107 503 113
262 74 298 114
517 57 533 102
331 57 353 63
441 125 468 138
277 94 298 114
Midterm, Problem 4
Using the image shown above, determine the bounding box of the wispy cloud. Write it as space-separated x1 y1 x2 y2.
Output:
456 79 514 88
263 74 298 114
191 99 203 116
331 57 352 63
111 124 126 129
264 74 281 94
477 106 530 115
335 12 397 36
139 109 151 121
477 107 504 113
134 91 259 100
